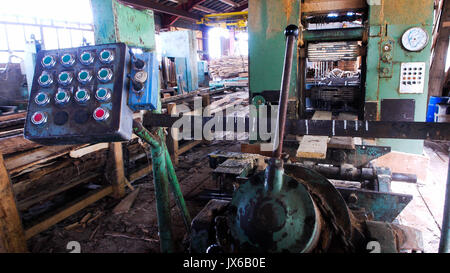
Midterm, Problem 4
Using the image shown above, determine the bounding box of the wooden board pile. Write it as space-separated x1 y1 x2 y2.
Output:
0 111 153 229
209 56 248 80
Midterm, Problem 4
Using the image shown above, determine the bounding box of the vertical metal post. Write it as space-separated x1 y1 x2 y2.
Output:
439 150 450 253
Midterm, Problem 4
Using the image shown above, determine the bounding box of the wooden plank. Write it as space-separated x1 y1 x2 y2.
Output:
129 164 153 182
5 145 77 175
0 112 26 122
112 188 141 215
166 103 179 166
297 135 329 159
0 135 41 155
17 173 100 211
107 143 126 199
24 186 113 239
69 143 109 158
0 153 27 252
312 110 332 120
297 111 331 159
429 0 450 97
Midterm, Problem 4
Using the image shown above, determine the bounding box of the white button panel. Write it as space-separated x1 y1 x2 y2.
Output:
399 62 426 94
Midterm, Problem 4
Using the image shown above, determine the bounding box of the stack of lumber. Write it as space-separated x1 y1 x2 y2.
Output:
209 56 248 79
0 112 153 228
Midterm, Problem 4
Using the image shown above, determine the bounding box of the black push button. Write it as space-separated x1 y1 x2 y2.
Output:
54 111 69 126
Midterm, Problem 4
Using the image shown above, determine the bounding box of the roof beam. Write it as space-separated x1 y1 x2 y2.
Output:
119 0 202 21
164 0 207 27
218 0 238 7
166 0 218 13
229 3 248 12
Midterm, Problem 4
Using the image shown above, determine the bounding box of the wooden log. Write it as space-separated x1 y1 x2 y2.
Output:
24 186 113 239
0 153 27 253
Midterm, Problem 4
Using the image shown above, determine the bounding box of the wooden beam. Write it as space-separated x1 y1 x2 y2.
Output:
0 153 27 252
107 142 126 199
120 0 202 21
428 0 450 97
24 186 113 239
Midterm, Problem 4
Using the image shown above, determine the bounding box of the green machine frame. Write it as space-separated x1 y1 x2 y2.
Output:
248 0 435 155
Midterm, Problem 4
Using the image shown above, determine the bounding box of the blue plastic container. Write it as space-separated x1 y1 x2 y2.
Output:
427 96 449 122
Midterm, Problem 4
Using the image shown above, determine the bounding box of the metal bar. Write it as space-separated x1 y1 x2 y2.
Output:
143 115 450 141
439 150 450 253
119 0 202 22
391 173 418 183
303 28 365 42
273 25 298 158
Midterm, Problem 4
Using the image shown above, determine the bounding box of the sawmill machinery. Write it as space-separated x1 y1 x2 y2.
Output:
23 21 450 253
22 0 450 253
248 0 437 155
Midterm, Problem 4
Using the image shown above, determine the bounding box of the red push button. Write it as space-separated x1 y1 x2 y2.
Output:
93 107 109 121
31 111 47 125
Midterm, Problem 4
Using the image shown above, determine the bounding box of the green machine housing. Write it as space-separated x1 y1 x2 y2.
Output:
248 0 435 155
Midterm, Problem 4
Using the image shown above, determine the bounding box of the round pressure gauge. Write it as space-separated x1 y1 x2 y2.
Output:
401 27 429 52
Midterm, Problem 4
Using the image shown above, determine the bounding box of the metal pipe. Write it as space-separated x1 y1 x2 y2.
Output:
391 173 417 183
132 121 173 252
439 150 450 253
164 146 191 234
273 24 299 159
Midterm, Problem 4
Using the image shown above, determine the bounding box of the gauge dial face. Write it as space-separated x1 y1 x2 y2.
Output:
402 27 429 52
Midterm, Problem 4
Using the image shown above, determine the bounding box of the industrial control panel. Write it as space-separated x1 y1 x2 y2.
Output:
399 62 426 94
24 43 134 145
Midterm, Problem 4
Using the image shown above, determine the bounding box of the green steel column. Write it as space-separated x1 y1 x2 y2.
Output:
248 0 300 99
90 0 156 50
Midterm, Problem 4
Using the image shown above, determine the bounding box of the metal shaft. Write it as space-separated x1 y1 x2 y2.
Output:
273 25 299 159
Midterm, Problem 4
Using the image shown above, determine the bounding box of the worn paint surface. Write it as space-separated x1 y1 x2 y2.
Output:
365 0 434 154
91 0 156 50
249 0 300 98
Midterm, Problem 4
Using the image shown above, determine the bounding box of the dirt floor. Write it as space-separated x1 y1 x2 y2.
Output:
27 140 242 253
392 144 449 253
27 140 449 253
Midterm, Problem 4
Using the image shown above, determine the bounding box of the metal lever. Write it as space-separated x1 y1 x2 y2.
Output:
273 24 299 159
265 25 299 192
